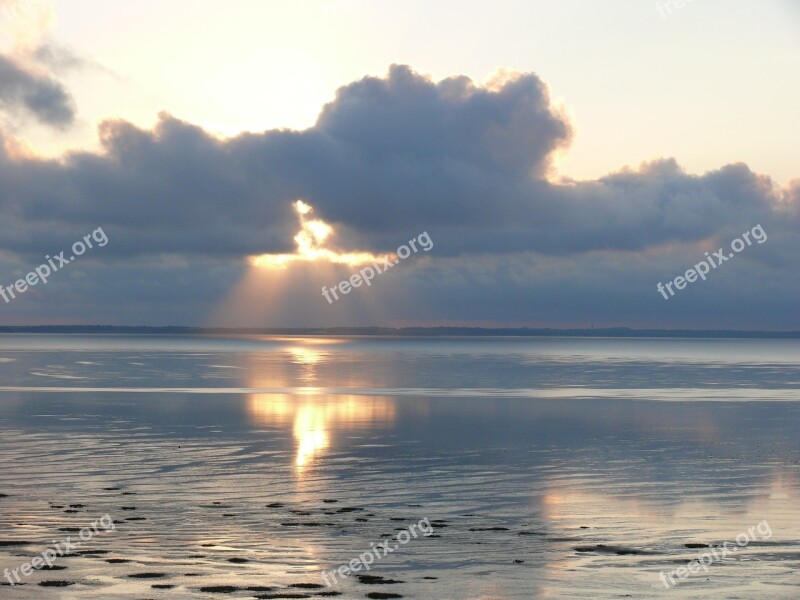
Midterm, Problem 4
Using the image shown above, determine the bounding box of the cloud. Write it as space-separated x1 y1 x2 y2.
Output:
0 64 797 328
33 42 122 80
0 53 75 127
317 64 571 177
3 64 794 258
0 2 87 129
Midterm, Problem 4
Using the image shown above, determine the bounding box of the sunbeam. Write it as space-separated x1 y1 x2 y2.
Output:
250 200 389 269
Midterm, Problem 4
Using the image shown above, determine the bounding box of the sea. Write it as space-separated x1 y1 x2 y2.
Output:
0 334 798 598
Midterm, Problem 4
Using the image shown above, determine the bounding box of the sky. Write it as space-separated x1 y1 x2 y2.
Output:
0 0 798 329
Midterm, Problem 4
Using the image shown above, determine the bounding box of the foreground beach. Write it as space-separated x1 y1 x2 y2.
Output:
0 335 798 599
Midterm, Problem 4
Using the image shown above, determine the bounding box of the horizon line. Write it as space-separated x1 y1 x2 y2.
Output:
0 325 799 339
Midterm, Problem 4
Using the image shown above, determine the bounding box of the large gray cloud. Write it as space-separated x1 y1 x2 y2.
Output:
0 54 75 127
2 64 795 263
0 64 798 328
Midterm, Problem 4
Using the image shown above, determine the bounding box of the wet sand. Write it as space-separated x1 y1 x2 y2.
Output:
0 335 798 598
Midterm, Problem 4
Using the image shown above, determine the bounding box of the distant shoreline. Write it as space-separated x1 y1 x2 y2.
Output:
0 326 798 339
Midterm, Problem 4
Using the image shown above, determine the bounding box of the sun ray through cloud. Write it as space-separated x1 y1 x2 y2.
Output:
250 200 390 269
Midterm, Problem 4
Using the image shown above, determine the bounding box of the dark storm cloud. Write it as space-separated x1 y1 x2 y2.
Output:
0 53 75 127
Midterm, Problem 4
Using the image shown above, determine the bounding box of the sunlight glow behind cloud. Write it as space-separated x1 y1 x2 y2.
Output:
249 200 388 269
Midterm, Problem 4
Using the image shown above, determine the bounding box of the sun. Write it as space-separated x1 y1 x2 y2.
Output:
249 200 385 269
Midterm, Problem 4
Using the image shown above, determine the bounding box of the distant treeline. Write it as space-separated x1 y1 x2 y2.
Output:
0 325 798 338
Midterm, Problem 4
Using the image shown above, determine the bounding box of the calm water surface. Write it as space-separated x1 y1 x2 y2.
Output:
0 335 798 599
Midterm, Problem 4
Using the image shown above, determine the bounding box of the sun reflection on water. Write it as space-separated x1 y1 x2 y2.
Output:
247 394 396 471
242 338 397 471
